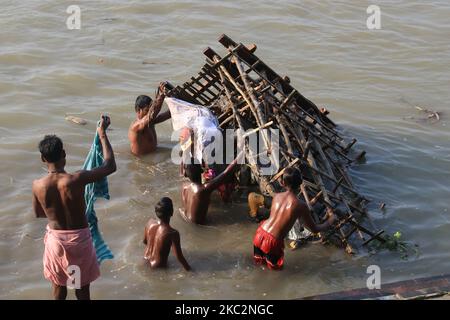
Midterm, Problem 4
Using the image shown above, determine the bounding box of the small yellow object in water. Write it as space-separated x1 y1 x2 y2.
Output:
289 240 299 250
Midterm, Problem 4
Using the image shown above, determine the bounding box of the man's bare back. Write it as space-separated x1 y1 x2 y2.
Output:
32 173 88 230
129 123 158 155
144 219 178 268
143 197 191 271
33 116 116 231
261 191 306 240
253 167 335 270
181 182 211 224
263 190 336 240
180 151 243 225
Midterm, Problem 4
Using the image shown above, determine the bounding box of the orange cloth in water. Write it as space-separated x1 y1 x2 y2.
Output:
253 225 284 270
43 225 100 287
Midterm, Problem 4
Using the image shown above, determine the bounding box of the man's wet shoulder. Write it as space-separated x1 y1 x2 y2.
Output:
32 178 45 193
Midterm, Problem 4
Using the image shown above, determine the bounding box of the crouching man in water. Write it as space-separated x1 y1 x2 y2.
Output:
180 150 244 225
253 167 336 270
32 116 116 299
128 82 171 156
143 197 191 271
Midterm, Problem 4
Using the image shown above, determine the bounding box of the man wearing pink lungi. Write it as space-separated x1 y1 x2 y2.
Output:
43 226 100 289
32 115 116 300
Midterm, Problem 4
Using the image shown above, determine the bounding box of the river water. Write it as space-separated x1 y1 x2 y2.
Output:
1 0 449 299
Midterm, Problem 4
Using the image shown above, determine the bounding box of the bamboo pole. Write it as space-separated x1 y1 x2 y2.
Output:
274 114 294 155
242 121 274 138
300 183 320 224
215 58 274 196
230 53 274 157
271 103 353 163
312 138 365 242
289 129 354 251
285 125 338 214
220 104 251 126
269 158 299 184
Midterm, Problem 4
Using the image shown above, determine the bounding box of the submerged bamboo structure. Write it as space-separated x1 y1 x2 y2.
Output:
165 34 385 254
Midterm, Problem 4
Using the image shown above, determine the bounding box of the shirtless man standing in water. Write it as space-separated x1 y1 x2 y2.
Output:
32 115 116 299
253 167 336 270
180 149 244 225
143 197 191 271
128 82 171 156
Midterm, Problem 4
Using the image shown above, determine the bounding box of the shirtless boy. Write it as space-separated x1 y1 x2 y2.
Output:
128 82 171 156
253 167 335 270
143 197 191 271
32 115 116 299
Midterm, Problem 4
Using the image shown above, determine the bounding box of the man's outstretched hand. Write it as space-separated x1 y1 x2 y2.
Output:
158 81 168 97
98 114 111 135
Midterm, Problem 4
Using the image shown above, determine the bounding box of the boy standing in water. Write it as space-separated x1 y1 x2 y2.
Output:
253 167 336 270
128 82 171 156
32 115 116 299
143 197 191 271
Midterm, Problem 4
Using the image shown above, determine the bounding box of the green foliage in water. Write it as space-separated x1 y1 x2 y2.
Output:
369 231 419 260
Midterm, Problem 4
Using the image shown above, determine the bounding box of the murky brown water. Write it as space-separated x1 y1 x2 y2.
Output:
1 0 449 299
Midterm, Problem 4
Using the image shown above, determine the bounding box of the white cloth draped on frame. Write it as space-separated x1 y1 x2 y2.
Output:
166 97 221 164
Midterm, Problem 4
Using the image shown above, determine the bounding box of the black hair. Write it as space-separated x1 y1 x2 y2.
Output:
282 167 303 190
184 164 203 183
38 135 63 163
155 197 173 220
135 95 152 112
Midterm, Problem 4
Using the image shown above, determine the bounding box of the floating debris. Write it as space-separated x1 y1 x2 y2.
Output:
400 97 443 124
415 106 441 123
369 231 419 260
65 115 87 125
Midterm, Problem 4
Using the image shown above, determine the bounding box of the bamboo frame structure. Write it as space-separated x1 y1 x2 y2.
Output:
164 34 386 253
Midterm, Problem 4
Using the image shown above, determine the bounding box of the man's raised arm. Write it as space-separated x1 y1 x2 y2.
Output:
204 150 244 193
75 115 117 185
153 109 171 124
130 82 167 131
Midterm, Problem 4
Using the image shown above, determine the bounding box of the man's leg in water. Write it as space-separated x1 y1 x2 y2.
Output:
52 283 67 300
75 284 90 300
